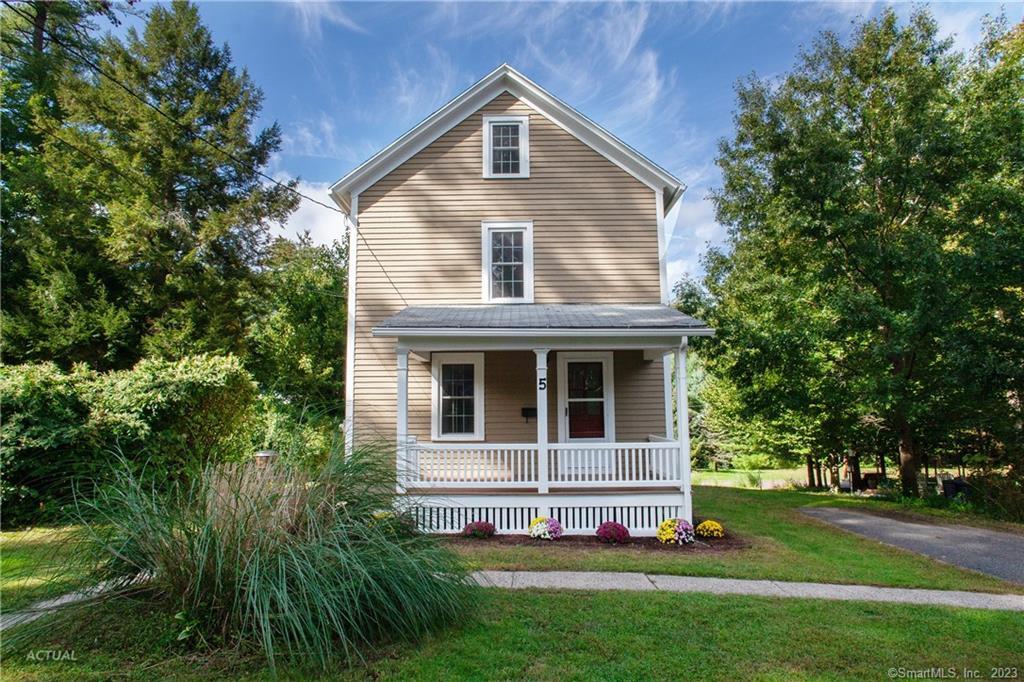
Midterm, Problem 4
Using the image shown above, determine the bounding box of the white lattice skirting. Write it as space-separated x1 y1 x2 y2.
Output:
405 492 688 536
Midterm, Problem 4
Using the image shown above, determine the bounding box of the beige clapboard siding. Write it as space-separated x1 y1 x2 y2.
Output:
352 92 665 443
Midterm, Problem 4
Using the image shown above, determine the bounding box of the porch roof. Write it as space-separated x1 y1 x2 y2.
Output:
373 304 712 337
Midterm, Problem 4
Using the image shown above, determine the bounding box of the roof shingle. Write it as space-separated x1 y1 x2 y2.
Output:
374 304 709 332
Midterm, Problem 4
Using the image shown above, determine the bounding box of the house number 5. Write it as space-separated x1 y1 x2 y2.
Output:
538 377 547 391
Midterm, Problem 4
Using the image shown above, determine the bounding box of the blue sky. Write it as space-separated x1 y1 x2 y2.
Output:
156 1 1019 285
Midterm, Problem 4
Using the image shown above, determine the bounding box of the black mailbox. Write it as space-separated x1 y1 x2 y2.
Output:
521 407 537 421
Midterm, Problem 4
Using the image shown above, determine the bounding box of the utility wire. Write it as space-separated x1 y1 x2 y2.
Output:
2 0 409 306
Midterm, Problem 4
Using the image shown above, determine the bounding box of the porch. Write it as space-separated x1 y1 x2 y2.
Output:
373 304 713 535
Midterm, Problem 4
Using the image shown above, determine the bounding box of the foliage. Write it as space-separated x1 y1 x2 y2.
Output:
700 10 1023 494
0 356 257 527
244 237 347 407
695 520 725 539
731 453 775 471
656 518 694 545
1 0 298 369
4 447 471 671
462 521 497 539
528 516 563 541
595 521 630 544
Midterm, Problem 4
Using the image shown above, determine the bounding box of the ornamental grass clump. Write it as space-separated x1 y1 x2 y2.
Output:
528 516 562 540
595 521 630 544
656 517 695 545
7 445 471 671
695 519 726 539
462 520 496 538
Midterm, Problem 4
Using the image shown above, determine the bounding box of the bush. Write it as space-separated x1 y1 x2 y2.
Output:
0 364 91 526
656 518 695 545
5 445 471 670
695 519 726 539
528 516 563 540
0 355 258 527
595 521 630 544
462 520 496 538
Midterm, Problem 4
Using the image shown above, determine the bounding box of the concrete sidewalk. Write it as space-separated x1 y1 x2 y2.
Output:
471 570 1024 611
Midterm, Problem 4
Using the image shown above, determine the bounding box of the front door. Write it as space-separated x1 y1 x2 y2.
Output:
557 352 615 444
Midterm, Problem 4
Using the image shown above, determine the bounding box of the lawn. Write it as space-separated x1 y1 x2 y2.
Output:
0 526 87 612
3 590 1022 680
448 486 1023 593
692 467 805 487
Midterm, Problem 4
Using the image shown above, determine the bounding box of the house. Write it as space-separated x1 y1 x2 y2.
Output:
329 64 713 536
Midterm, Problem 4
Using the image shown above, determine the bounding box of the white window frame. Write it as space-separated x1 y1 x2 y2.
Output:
556 351 616 443
431 352 485 442
482 115 529 179
481 220 534 304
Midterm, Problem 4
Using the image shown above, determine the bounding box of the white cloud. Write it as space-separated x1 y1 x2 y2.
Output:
665 192 727 288
281 112 374 164
386 46 467 124
272 180 344 246
288 0 367 41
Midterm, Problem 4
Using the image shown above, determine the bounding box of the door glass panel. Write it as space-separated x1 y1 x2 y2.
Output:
568 362 603 399
566 361 605 439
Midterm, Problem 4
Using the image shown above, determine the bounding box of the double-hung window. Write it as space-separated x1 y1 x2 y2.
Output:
431 353 485 441
482 220 533 303
483 115 529 179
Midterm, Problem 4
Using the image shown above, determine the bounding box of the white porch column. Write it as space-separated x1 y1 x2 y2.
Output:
396 346 410 491
675 340 693 521
534 349 550 494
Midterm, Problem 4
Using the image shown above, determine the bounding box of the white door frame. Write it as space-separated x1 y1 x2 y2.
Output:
556 351 615 443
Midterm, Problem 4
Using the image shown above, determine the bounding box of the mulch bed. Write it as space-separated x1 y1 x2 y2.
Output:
443 532 749 553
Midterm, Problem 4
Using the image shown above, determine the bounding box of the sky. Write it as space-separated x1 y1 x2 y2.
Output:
150 1 1020 285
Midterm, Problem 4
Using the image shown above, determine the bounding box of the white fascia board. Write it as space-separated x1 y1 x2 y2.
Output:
329 64 684 210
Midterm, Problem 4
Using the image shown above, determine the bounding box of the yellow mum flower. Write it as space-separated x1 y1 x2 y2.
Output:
695 519 725 538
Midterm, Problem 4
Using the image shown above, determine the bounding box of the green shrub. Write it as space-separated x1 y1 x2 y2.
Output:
0 355 257 527
0 364 92 526
8 446 470 670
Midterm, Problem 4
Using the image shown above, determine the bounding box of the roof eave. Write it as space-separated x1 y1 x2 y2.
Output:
371 326 716 338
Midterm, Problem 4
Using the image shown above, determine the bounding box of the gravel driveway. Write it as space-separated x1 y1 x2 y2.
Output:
801 507 1024 585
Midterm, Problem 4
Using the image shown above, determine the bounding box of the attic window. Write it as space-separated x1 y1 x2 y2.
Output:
483 115 529 179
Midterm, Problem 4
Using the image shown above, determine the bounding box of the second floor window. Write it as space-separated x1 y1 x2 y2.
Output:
482 221 534 303
483 115 529 178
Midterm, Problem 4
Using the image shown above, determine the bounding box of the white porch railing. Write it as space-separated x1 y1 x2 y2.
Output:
403 440 683 490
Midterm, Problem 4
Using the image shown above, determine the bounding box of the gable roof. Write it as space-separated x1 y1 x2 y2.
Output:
329 64 685 214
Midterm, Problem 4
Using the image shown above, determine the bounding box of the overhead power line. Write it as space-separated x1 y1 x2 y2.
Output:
2 0 409 306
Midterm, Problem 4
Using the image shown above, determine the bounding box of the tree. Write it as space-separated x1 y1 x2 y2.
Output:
706 9 1023 494
1 0 298 369
244 235 348 408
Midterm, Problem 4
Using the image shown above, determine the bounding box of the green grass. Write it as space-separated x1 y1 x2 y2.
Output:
4 590 1022 680
1 526 85 612
692 467 805 487
449 486 1023 593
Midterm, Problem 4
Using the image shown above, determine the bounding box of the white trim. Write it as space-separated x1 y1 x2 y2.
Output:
481 220 534 303
328 64 683 212
556 351 616 443
374 327 714 338
656 190 668 305
343 194 359 454
482 115 529 179
430 352 485 442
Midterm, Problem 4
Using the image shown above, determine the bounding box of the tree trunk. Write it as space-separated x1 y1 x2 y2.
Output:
806 455 816 489
897 419 920 496
31 1 48 54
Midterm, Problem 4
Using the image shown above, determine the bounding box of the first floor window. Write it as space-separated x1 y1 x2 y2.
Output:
432 353 485 440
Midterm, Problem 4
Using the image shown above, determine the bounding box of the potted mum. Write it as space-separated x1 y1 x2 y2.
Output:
656 517 695 545
528 516 563 540
595 521 630 544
